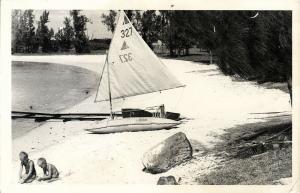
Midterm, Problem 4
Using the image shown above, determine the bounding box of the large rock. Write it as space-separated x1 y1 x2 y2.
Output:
142 132 193 174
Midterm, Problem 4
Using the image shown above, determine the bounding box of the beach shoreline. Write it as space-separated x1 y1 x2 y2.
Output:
12 60 99 138
11 55 291 184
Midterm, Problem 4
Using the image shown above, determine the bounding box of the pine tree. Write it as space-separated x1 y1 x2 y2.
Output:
159 10 175 56
11 10 23 53
70 10 90 53
213 11 255 77
246 11 269 80
36 10 53 52
19 10 37 53
55 17 74 51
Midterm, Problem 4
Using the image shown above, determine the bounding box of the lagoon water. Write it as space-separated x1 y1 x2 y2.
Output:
12 61 99 138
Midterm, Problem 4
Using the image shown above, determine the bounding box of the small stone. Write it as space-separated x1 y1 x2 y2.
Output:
273 143 280 149
157 176 178 185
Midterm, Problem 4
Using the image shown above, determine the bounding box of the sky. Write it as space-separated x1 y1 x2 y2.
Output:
33 10 113 39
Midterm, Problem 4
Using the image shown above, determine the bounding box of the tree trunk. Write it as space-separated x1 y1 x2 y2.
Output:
287 73 292 105
185 47 189 56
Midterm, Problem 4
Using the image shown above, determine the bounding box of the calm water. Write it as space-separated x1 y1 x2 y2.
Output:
12 61 99 138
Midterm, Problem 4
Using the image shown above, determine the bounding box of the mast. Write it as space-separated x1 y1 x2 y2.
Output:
106 56 113 118
105 11 122 118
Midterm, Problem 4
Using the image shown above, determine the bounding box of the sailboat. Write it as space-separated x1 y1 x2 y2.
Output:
85 11 185 134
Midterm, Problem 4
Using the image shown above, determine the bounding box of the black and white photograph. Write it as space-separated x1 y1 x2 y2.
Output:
1 0 299 191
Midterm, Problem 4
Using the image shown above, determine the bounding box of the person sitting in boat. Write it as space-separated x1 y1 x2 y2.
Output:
36 157 59 182
18 151 37 184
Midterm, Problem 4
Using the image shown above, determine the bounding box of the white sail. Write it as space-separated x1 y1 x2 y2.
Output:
95 11 184 102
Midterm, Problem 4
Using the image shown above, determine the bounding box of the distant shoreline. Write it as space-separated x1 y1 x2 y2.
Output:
11 50 107 56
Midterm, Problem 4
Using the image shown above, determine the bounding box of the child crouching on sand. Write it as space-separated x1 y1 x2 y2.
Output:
19 151 37 184
37 158 59 182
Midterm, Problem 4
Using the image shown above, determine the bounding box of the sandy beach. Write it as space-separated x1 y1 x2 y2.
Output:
11 55 291 184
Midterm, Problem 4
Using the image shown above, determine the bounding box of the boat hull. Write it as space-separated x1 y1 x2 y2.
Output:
86 117 180 134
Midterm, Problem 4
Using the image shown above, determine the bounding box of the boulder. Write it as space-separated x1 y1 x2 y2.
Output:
142 132 192 174
157 176 178 185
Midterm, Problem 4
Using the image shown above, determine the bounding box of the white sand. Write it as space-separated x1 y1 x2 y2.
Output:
12 55 291 184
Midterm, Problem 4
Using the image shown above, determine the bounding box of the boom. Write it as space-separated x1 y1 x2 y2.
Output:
11 111 122 122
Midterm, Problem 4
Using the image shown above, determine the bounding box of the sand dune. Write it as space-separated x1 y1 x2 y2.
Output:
12 55 291 184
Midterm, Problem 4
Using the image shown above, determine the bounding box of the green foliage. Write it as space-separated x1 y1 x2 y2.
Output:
213 12 255 77
11 10 22 53
12 10 38 53
125 10 144 32
89 38 111 50
173 11 197 56
101 10 117 33
132 11 143 31
22 10 38 53
70 10 90 53
155 10 291 83
124 10 134 20
101 10 143 33
54 17 74 51
101 10 161 49
202 11 292 83
36 11 54 52
140 11 160 49
159 11 196 56
11 10 292 86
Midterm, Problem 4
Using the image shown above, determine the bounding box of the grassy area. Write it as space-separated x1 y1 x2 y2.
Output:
196 116 292 185
197 147 292 184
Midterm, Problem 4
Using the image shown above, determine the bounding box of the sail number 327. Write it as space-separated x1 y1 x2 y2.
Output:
120 27 132 38
119 53 132 63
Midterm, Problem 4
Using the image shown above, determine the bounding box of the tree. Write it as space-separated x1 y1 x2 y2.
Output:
101 10 117 32
159 11 197 56
70 10 90 53
140 10 160 49
132 11 143 31
267 11 292 102
245 11 269 80
124 10 134 20
159 10 175 56
101 10 146 34
199 11 291 104
55 17 74 51
36 10 53 52
11 10 23 53
18 10 38 53
173 11 197 56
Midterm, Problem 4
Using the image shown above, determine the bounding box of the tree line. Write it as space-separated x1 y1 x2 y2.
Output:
12 10 292 92
12 10 92 54
102 10 291 84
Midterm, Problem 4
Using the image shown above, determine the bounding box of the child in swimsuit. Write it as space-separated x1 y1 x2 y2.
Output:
37 157 59 182
19 151 36 184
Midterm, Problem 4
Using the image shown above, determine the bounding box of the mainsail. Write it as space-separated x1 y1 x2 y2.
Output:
95 11 184 102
